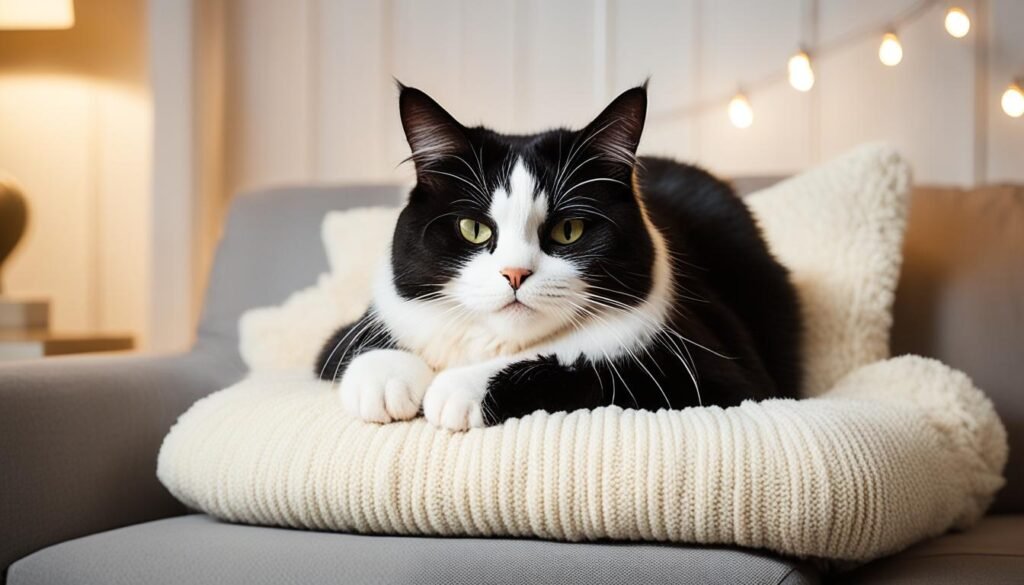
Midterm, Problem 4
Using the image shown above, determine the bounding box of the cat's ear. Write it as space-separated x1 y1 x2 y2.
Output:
398 83 466 177
580 84 647 171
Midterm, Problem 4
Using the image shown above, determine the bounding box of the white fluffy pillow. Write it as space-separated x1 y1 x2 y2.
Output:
746 144 910 395
239 207 398 372
241 143 910 398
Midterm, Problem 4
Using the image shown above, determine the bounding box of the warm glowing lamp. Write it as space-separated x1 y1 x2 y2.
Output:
788 50 815 92
728 94 754 129
879 32 903 66
0 0 74 30
1002 82 1024 118
0 0 75 290
944 7 971 38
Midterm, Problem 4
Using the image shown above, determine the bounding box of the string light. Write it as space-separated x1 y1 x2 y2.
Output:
1002 82 1024 118
878 32 904 66
654 1 1022 129
944 6 970 38
788 50 815 92
728 93 754 128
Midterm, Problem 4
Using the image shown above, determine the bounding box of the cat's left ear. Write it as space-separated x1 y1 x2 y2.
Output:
398 83 466 178
581 84 647 171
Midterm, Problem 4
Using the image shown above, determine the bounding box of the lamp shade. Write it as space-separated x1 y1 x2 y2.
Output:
0 0 74 30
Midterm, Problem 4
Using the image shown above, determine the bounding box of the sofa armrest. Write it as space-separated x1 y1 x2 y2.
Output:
0 346 245 574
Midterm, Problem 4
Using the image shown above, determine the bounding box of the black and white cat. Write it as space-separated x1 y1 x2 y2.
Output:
316 83 802 431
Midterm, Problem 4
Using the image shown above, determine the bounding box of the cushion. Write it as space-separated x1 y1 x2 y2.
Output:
7 515 820 585
746 146 909 396
158 144 1007 562
891 185 1024 513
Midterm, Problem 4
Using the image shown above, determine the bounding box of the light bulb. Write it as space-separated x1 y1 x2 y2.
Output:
788 51 815 92
944 7 971 38
728 93 754 128
879 33 903 66
1002 83 1024 118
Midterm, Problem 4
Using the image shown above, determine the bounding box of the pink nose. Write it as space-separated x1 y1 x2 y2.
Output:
500 268 532 290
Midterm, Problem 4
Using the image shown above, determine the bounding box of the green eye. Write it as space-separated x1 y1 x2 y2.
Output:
458 218 492 244
550 219 585 245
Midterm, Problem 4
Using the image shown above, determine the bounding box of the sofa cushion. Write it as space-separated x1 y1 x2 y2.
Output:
892 185 1024 512
836 515 1024 584
198 184 405 347
7 515 819 585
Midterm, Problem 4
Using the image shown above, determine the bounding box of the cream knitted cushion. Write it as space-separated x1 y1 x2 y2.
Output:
158 144 1007 561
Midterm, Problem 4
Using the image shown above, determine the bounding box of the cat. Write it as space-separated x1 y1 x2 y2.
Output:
316 83 802 431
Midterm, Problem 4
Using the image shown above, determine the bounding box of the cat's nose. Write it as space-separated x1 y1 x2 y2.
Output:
500 267 533 290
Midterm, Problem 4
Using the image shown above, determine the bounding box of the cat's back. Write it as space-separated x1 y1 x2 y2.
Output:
636 157 803 397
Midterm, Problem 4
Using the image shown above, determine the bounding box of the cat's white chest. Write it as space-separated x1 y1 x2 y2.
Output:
412 323 517 370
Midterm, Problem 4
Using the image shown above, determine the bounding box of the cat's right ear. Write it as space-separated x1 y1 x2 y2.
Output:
398 84 465 177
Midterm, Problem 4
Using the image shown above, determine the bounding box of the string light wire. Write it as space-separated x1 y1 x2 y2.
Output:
652 0 941 124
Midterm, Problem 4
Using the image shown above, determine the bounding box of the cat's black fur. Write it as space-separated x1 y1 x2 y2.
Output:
316 84 802 425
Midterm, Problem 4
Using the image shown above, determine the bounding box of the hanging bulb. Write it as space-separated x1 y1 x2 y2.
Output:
1002 82 1024 118
728 93 754 128
878 32 903 66
788 50 815 92
944 7 971 38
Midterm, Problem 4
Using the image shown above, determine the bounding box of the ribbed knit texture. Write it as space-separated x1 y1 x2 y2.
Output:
160 144 1007 561
158 357 1005 561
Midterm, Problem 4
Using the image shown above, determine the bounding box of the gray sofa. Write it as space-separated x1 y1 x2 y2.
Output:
2 183 1021 584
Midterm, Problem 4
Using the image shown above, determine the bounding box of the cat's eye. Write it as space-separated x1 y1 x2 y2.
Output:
550 219 585 245
458 218 492 244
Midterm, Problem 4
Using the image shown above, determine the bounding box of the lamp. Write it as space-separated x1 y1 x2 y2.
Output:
0 0 75 291
0 0 74 30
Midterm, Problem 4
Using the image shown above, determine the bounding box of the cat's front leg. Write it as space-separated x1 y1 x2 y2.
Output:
422 358 515 431
482 355 604 425
339 349 434 424
423 355 604 431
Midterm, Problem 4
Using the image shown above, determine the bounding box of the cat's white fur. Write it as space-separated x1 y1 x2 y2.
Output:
341 160 674 430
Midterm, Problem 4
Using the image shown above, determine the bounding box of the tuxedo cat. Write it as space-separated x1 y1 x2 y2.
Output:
316 83 802 431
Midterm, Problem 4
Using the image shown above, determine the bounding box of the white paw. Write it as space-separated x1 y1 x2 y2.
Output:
422 364 497 431
338 349 434 424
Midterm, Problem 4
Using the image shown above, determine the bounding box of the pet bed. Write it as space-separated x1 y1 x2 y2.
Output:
158 144 1006 561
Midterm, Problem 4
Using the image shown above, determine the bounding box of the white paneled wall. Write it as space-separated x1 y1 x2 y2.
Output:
220 0 1022 198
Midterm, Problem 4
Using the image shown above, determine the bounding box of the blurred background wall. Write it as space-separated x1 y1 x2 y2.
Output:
0 0 1021 351
219 0 1024 196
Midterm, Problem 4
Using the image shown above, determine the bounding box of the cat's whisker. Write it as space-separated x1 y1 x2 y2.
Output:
318 307 388 381
470 145 489 196
553 116 636 206
548 303 609 399
420 169 489 204
559 177 628 201
552 204 621 228
566 301 642 407
578 294 698 407
553 154 602 203
579 303 673 409
331 315 389 382
583 290 734 361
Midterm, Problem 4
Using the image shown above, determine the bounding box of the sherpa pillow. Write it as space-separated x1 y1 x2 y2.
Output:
160 144 1007 562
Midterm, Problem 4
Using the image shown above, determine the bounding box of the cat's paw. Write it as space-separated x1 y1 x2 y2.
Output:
422 365 493 431
338 349 434 423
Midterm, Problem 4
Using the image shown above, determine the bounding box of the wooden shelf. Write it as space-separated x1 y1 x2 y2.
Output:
0 331 134 360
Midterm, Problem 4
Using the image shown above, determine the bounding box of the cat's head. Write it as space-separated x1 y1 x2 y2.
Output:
389 83 658 347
